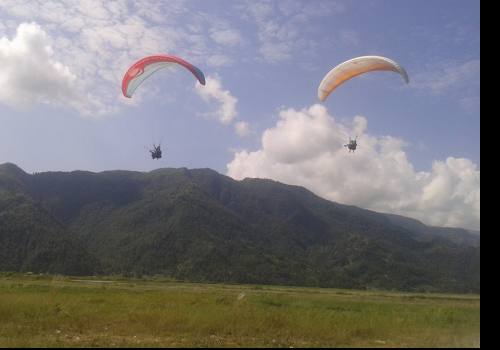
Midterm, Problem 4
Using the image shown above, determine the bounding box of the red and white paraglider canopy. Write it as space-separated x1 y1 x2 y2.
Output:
122 54 206 98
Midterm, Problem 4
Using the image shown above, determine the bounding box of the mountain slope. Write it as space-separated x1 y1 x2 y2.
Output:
0 185 100 274
0 163 480 292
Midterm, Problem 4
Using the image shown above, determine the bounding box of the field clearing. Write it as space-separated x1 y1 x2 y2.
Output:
0 274 480 347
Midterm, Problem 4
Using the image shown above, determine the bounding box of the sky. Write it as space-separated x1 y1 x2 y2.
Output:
0 0 480 230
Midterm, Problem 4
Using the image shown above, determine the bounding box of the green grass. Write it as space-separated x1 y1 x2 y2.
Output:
0 274 480 347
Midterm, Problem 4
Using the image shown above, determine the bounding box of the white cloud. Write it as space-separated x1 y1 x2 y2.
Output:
194 75 252 138
207 54 232 67
77 0 110 20
339 29 360 47
242 0 338 63
259 41 292 63
0 0 238 117
210 29 242 47
0 22 81 110
226 104 480 230
412 59 480 95
234 121 250 137
0 1 183 116
411 59 480 112
195 75 238 125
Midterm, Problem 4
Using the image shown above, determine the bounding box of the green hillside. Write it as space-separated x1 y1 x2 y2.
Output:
0 163 480 293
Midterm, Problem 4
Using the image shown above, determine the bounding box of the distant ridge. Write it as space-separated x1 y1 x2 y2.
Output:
0 163 480 293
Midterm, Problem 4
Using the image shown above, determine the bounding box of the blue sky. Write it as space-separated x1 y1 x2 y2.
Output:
0 0 480 230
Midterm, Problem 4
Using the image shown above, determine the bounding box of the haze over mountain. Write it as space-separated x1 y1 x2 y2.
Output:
0 162 479 293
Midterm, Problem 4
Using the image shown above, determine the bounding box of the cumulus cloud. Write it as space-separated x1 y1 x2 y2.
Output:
227 104 480 230
0 0 240 117
0 22 81 110
195 75 238 125
195 75 252 138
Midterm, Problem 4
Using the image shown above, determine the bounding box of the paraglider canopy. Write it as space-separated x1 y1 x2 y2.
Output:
318 55 409 102
122 54 206 98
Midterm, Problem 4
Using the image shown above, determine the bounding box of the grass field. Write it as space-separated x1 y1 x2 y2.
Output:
0 274 480 347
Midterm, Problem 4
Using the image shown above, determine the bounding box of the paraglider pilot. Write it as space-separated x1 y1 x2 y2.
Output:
150 144 162 159
344 138 357 152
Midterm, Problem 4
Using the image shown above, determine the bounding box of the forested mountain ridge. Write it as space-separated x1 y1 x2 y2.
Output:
0 163 480 293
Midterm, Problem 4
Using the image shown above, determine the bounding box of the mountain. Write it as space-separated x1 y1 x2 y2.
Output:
383 213 480 248
0 164 100 275
0 163 480 293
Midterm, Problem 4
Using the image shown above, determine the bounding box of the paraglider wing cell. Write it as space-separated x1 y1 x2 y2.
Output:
317 56 409 102
122 55 206 98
